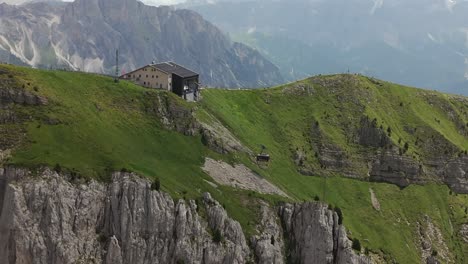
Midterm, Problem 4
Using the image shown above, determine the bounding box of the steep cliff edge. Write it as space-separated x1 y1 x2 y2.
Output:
0 168 368 264
280 203 370 264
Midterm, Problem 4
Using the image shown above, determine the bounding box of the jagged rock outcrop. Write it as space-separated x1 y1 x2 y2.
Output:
0 168 251 264
0 74 47 107
418 215 452 263
356 116 390 148
0 167 373 264
199 121 248 154
0 76 46 153
308 116 468 193
308 119 352 177
146 92 248 154
370 151 468 193
280 203 371 264
437 156 468 194
0 87 48 106
145 91 199 136
369 149 424 188
251 203 285 264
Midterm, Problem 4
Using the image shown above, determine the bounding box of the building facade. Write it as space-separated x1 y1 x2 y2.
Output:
121 62 199 101
121 65 171 90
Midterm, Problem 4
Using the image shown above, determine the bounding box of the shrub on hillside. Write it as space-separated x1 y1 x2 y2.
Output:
151 178 161 191
352 238 361 252
120 168 132 173
54 163 62 173
404 142 409 152
334 207 343 225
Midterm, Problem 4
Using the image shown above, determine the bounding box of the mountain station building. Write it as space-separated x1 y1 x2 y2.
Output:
120 62 199 101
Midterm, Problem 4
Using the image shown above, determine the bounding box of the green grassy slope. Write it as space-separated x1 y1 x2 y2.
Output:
200 75 468 263
0 65 267 236
1 65 468 263
6 66 203 186
202 75 468 178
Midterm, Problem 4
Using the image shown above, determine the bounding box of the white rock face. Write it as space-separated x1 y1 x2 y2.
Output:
251 203 285 264
280 203 371 264
0 167 371 264
0 168 250 264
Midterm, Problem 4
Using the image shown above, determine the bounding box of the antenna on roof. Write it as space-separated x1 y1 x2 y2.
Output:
114 49 119 83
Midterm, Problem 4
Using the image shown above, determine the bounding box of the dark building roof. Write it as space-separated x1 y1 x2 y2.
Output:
152 62 198 78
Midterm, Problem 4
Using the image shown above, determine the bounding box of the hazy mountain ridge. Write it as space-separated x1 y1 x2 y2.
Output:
0 0 283 88
187 0 468 94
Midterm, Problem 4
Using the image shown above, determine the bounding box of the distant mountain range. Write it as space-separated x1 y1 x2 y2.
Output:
0 0 283 88
186 0 468 94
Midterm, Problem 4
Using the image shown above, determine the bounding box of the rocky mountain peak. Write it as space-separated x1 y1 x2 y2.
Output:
0 0 283 87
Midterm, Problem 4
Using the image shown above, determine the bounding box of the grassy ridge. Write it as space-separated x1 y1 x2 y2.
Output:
0 65 267 236
8 66 206 187
200 75 468 263
1 65 468 263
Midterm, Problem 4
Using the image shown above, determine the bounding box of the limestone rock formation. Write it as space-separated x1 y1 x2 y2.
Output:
418 215 452 263
0 168 251 264
146 91 248 154
146 91 200 136
0 167 372 264
438 156 468 194
369 149 424 187
250 203 285 264
356 116 390 148
0 75 47 107
280 202 371 264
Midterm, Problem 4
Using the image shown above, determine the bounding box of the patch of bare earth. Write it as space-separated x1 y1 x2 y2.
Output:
202 158 289 198
369 188 380 211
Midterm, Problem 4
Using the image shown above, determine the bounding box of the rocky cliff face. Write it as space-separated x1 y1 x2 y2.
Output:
368 149 468 193
280 203 370 264
0 0 283 88
0 167 369 264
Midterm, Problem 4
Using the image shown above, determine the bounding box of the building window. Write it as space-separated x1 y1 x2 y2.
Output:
146 75 148 78
139 74 141 78
143 81 146 85
152 75 154 78
160 84 162 89
156 75 159 78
